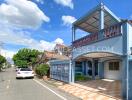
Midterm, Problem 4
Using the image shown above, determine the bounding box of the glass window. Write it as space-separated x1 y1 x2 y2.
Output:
109 62 119 71
20 68 32 71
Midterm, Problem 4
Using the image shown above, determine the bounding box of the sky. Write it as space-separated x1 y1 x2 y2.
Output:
0 0 132 58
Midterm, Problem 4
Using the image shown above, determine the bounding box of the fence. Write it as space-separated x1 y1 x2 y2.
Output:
49 60 70 83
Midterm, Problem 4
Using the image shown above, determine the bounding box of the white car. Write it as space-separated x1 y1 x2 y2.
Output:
15 67 21 72
16 68 34 79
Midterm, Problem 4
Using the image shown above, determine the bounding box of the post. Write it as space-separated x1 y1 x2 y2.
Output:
128 60 132 100
122 22 129 100
122 56 128 99
85 61 88 75
69 60 72 83
99 3 104 30
92 59 95 80
72 26 76 42
82 61 85 75
98 62 104 79
71 61 75 83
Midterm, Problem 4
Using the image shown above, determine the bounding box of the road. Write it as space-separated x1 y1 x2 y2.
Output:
0 68 79 100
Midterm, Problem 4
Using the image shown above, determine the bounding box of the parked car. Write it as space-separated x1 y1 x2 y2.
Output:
16 68 34 79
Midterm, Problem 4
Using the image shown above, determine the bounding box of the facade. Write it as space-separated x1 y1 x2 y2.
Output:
54 44 71 57
71 3 132 100
50 3 132 100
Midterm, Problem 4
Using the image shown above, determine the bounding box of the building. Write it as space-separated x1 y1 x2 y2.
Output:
37 51 69 64
54 44 71 57
50 3 132 100
71 3 132 100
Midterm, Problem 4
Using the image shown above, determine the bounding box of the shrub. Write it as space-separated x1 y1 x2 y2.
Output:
35 64 49 77
75 74 91 81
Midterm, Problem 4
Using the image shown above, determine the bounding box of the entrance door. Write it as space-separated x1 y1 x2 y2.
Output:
87 60 98 76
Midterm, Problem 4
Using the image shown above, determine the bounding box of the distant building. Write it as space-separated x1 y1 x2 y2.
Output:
54 44 71 57
37 51 70 65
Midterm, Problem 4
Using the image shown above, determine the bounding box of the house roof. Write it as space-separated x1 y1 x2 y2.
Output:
45 51 69 60
37 51 70 63
128 20 132 25
73 3 121 33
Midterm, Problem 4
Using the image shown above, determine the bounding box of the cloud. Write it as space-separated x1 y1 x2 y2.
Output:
62 15 76 26
0 0 50 29
54 38 64 44
0 23 64 52
0 0 64 55
0 49 16 58
54 0 74 9
39 40 56 51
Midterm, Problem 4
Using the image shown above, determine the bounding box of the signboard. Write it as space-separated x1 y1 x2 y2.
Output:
72 36 123 59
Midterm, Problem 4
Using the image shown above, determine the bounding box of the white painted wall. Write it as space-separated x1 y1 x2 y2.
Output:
104 60 121 80
128 24 132 55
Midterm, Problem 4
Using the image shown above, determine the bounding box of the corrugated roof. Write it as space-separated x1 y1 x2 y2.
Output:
73 3 121 33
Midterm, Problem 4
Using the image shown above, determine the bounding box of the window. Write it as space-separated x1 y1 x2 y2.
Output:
109 62 119 71
20 68 32 71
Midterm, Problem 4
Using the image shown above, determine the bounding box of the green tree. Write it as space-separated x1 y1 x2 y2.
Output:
0 55 6 71
13 48 40 68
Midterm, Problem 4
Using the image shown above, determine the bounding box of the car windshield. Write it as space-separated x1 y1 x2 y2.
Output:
20 68 32 71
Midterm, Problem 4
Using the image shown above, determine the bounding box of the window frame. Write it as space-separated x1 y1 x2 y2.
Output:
109 61 119 71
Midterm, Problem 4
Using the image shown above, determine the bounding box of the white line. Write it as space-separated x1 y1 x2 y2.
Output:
6 85 9 89
33 79 67 100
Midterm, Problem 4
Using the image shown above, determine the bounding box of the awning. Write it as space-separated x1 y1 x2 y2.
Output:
83 52 118 58
73 3 121 33
75 52 121 61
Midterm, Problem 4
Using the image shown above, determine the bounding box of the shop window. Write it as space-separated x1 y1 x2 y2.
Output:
109 62 119 71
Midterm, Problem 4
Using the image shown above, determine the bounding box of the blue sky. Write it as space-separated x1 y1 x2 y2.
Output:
0 0 132 58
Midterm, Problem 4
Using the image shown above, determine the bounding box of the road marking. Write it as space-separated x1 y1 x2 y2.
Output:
6 85 9 89
6 80 11 89
33 79 67 100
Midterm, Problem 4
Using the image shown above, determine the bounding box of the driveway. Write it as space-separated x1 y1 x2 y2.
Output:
58 79 122 100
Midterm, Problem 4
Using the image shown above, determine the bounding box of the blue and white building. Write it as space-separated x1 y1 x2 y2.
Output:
50 3 132 100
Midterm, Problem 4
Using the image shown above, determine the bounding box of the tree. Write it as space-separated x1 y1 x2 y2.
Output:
13 48 40 68
35 64 49 77
0 55 6 71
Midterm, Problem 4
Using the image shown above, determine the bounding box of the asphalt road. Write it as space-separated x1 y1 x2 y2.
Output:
0 68 79 100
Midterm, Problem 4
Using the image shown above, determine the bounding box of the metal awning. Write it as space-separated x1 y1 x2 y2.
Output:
73 3 121 33
74 52 122 61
